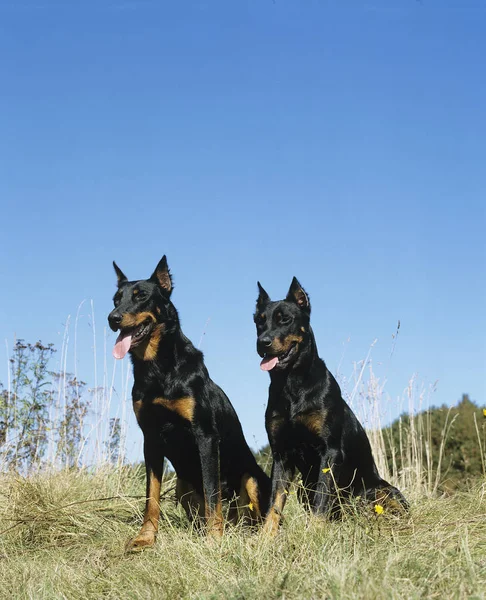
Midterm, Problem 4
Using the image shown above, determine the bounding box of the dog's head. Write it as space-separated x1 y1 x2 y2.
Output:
254 277 311 372
108 256 179 361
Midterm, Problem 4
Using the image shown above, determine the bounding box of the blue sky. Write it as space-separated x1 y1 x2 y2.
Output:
0 0 485 454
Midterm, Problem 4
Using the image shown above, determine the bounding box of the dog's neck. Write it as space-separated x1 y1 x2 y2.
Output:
269 326 325 383
131 327 201 383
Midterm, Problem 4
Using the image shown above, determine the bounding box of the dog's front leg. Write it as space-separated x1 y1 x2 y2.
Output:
197 434 223 537
312 448 341 516
263 454 294 535
127 436 164 551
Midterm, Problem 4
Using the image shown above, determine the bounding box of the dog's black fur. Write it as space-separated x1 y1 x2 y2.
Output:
108 256 270 550
254 278 408 533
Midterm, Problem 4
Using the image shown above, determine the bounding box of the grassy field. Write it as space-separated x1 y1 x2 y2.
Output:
1 467 485 600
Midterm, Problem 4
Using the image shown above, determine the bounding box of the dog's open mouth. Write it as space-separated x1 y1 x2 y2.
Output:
113 321 153 360
260 343 298 372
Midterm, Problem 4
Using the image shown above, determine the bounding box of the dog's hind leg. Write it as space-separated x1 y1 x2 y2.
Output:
367 481 409 514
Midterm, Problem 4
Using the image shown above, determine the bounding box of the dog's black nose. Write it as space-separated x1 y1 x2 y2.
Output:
258 336 273 348
108 312 123 331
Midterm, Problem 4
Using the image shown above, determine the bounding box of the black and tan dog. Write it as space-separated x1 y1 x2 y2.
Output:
254 278 408 534
108 256 270 550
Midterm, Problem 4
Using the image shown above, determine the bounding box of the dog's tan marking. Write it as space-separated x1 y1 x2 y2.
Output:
230 473 262 524
121 311 161 362
204 491 223 537
244 475 260 514
144 470 162 528
120 311 156 328
271 334 304 355
142 324 165 361
127 470 161 551
267 414 285 441
153 396 195 422
288 281 309 308
153 264 172 293
130 323 166 361
263 488 287 536
282 334 303 347
295 408 328 437
133 399 143 422
132 289 139 296
374 487 407 514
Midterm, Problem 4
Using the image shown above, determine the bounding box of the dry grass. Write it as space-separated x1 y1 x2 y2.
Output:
1 468 485 599
2 332 485 598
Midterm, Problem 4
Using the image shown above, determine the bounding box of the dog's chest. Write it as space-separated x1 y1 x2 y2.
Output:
133 394 196 432
133 395 200 466
267 401 328 448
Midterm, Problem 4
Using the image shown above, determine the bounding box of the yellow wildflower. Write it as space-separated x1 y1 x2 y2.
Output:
374 504 384 515
248 502 254 511
483 408 486 418
322 467 331 474
284 489 289 495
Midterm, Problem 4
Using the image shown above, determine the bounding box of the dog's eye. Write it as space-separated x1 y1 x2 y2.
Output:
136 292 147 301
279 315 292 325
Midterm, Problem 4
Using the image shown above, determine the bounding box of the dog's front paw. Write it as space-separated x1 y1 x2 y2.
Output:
125 530 156 552
206 519 224 539
262 512 281 536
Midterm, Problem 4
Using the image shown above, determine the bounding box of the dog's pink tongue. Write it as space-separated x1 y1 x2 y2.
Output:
113 332 132 359
260 356 279 371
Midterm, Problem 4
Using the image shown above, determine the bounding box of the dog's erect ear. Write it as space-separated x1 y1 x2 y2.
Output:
150 255 173 296
256 281 270 309
113 261 128 287
286 277 310 312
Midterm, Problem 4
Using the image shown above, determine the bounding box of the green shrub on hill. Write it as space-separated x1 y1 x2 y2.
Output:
383 394 485 491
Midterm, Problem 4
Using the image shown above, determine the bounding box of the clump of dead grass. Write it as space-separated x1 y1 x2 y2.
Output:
0 468 485 600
